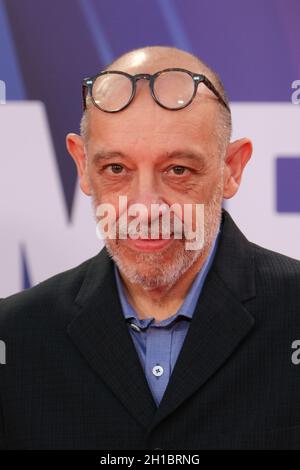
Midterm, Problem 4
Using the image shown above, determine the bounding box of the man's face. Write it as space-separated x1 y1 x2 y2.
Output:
82 79 225 289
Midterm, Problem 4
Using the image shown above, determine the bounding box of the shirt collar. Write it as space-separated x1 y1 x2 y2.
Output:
114 221 222 327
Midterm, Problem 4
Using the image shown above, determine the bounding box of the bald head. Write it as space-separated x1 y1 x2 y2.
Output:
80 46 232 156
107 46 229 105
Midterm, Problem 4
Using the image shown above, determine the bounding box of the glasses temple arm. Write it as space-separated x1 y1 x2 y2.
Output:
202 77 230 112
82 82 90 111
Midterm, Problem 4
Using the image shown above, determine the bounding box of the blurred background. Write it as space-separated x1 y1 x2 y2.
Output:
0 0 299 296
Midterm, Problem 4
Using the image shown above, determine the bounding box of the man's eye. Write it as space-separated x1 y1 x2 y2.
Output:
170 166 188 175
107 164 124 174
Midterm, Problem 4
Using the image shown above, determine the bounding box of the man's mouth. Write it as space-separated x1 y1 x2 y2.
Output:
123 234 175 252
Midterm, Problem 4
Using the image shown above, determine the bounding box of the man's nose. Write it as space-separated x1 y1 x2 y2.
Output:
127 174 166 220
130 192 166 219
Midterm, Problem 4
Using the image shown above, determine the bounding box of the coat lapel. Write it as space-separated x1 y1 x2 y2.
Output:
67 250 157 430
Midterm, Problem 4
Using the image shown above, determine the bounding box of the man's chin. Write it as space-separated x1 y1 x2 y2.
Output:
105 237 203 290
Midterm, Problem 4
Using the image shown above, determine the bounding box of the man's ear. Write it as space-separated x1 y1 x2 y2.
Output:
66 133 91 196
223 138 253 199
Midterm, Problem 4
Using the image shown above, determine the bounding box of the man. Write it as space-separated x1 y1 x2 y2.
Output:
1 46 300 450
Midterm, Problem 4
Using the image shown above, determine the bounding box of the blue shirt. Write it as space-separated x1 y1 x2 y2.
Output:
114 227 221 406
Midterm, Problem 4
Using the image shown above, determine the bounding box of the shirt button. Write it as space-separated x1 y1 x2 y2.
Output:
152 365 164 377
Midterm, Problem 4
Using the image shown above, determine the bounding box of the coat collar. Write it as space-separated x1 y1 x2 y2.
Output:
67 209 256 432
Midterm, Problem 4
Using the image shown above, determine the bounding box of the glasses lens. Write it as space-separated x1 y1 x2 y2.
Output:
153 70 195 109
92 73 133 112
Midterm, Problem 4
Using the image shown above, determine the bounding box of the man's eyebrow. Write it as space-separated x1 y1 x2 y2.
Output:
92 151 127 164
165 151 207 164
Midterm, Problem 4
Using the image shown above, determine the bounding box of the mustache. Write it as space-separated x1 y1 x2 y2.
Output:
111 216 197 240
93 198 208 242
